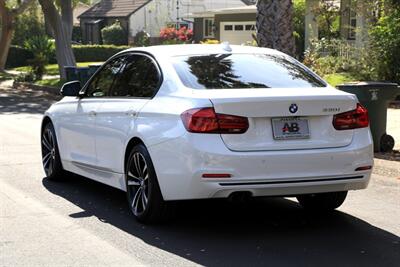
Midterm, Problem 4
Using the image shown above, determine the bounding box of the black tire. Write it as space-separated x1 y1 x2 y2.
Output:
380 134 395 152
41 122 65 181
296 191 348 212
125 144 172 223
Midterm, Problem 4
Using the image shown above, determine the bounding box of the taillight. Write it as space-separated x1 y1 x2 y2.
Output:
333 103 369 130
181 107 249 134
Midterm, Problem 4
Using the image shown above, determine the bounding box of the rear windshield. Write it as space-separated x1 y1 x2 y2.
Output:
172 53 326 89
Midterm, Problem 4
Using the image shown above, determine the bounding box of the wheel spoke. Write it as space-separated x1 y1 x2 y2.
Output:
48 158 53 175
134 153 142 177
48 130 54 147
142 163 147 177
132 187 142 213
42 138 52 151
127 171 141 186
141 190 148 207
42 152 52 168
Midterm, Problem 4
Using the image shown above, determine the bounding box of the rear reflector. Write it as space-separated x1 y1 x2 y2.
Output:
333 103 369 130
355 166 372 171
181 107 249 134
202 173 232 178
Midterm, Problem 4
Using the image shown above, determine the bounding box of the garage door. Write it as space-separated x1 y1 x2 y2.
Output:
220 21 256 45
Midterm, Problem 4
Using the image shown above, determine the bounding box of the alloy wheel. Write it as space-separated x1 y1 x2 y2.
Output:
42 128 56 177
127 152 149 216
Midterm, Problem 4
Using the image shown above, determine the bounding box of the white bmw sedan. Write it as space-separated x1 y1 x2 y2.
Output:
41 44 373 223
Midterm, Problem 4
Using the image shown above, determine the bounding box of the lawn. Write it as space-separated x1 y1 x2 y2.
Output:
35 78 65 88
323 73 358 87
13 62 103 76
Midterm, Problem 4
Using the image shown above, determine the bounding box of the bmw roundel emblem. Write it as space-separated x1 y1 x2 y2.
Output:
289 103 298 114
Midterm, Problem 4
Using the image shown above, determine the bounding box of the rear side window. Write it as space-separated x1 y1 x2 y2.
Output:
110 54 160 98
173 54 326 89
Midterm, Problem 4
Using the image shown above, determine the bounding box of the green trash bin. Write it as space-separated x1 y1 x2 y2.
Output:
88 64 102 77
337 82 400 152
64 66 78 82
76 67 91 86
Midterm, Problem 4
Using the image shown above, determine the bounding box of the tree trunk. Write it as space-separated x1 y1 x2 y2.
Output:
0 0 36 71
256 0 296 56
0 3 14 72
60 0 73 41
39 0 76 80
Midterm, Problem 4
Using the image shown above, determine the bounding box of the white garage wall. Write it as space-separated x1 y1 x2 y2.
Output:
220 21 256 45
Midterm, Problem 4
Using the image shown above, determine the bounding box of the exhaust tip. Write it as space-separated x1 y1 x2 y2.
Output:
228 191 252 202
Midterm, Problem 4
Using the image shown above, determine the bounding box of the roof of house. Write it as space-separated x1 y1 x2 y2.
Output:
187 5 256 18
78 0 151 19
73 2 90 25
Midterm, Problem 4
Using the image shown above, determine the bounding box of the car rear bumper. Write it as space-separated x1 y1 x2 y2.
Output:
148 128 373 201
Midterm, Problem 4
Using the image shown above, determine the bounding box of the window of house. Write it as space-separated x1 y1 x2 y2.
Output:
348 10 357 39
234 25 244 31
245 24 255 31
204 18 215 38
224 25 233 31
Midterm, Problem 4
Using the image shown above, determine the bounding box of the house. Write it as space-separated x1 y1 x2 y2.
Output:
73 2 90 26
189 0 369 48
78 0 251 45
189 5 257 44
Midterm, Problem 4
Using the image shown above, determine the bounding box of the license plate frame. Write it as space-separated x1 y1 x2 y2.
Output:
271 117 310 140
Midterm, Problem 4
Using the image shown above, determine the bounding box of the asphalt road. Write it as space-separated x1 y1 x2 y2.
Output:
1 88 399 266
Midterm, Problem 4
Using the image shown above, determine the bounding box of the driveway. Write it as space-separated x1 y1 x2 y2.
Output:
1 86 399 266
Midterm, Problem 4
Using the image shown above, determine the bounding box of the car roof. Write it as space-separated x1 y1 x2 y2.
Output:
116 44 284 58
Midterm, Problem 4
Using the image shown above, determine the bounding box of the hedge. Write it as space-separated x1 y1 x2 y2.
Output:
6 46 34 68
6 44 131 68
72 45 131 62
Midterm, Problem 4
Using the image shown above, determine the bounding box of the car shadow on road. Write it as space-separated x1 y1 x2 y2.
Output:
42 175 400 267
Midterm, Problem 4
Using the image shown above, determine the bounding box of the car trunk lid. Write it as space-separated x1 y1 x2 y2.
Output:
193 88 357 151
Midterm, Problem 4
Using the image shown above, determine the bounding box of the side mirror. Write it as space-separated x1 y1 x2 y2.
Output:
60 81 81 97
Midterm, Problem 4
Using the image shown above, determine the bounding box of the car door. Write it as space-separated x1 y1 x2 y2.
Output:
57 57 125 168
95 53 162 174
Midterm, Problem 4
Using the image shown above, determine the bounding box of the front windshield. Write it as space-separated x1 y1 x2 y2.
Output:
172 53 326 89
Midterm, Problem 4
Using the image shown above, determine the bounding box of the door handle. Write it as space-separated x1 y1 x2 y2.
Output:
125 110 137 117
89 111 97 116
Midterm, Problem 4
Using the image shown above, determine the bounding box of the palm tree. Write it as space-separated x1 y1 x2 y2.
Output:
256 0 296 56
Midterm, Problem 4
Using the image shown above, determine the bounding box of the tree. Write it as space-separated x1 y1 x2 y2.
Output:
38 0 76 79
312 0 340 40
0 0 34 71
256 0 296 56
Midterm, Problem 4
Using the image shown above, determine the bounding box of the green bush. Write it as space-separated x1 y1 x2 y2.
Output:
72 45 130 62
134 30 150 47
101 21 126 45
12 4 44 46
293 0 305 59
303 38 374 80
369 7 400 83
5 46 34 68
24 35 54 80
